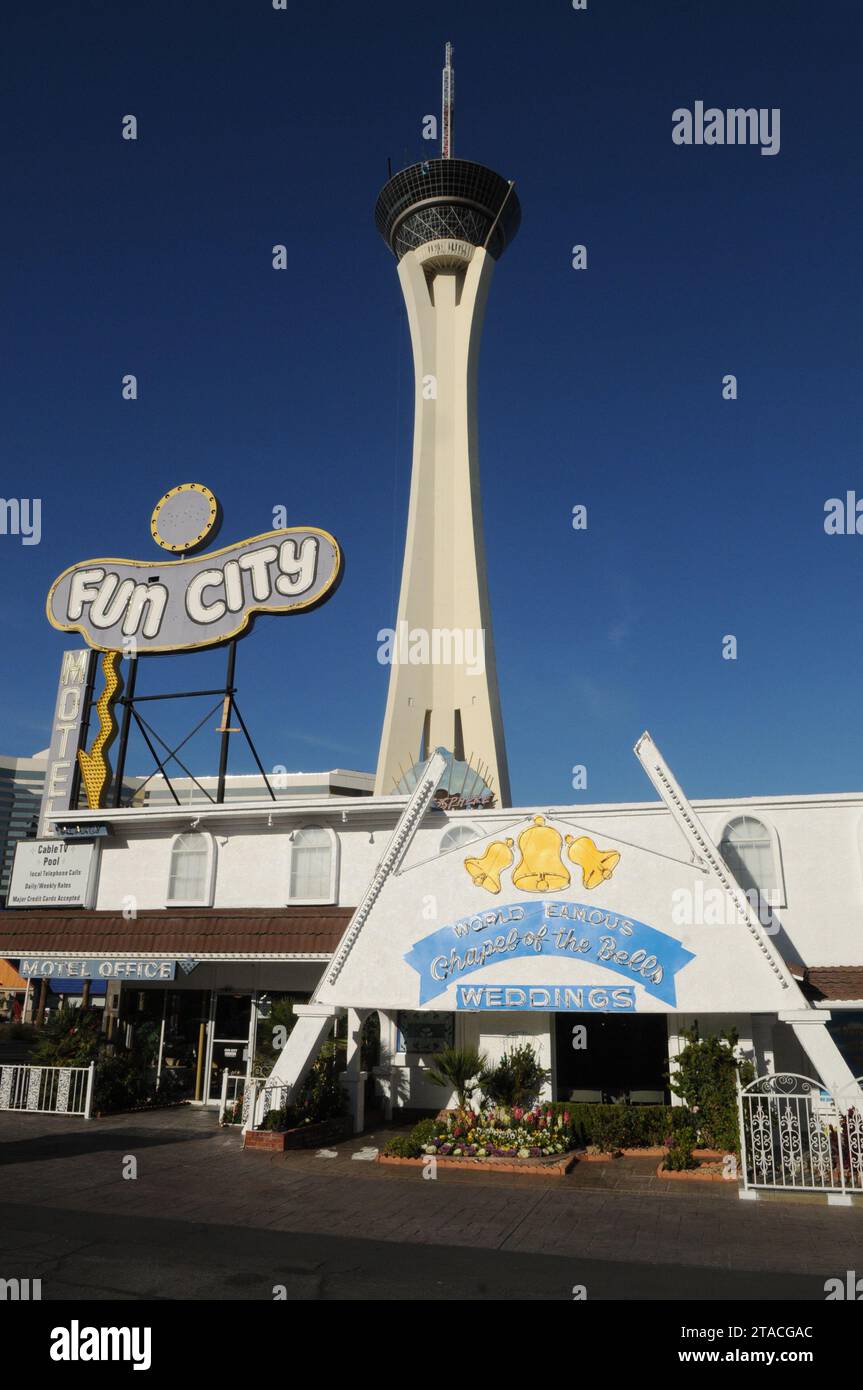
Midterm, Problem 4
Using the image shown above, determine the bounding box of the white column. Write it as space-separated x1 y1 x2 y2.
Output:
340 1007 369 1135
666 1016 684 1105
374 1011 400 1121
779 1010 861 1097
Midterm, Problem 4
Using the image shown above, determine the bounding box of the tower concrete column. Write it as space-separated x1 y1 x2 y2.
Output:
375 244 510 803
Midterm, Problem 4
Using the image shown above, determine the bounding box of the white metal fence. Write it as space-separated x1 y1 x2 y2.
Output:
738 1072 863 1197
242 1077 289 1132
0 1063 94 1118
219 1071 247 1125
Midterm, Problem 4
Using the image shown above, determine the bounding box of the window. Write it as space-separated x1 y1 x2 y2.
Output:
396 1011 454 1056
288 826 337 903
167 832 214 906
439 824 480 853
718 815 784 908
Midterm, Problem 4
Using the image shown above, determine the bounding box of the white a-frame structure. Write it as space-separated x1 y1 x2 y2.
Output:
254 740 860 1128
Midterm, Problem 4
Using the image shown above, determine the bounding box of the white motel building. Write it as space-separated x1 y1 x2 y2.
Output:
1 49 861 1123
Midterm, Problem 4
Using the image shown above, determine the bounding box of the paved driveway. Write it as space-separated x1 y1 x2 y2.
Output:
1 1107 860 1300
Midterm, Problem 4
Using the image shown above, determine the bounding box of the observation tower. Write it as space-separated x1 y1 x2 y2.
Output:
373 43 520 806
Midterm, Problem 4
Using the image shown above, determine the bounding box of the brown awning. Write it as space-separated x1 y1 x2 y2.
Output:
0 907 353 958
803 967 863 1002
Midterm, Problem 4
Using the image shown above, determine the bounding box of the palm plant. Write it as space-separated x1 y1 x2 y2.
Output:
425 1046 487 1113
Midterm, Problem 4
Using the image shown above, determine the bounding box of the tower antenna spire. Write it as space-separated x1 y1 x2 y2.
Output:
441 41 454 159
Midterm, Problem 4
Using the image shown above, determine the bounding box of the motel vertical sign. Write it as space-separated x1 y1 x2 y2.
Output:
38 649 97 834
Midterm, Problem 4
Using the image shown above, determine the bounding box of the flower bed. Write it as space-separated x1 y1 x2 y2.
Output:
385 1105 577 1163
430 1104 575 1160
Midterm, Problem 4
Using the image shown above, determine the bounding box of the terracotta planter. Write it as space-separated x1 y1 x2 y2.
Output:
244 1130 286 1152
656 1160 731 1182
378 1151 578 1177
243 1114 352 1153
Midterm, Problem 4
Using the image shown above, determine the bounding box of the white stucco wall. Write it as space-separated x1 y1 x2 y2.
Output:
85 790 863 975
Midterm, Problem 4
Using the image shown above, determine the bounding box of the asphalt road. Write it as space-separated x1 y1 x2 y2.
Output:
0 1197 840 1301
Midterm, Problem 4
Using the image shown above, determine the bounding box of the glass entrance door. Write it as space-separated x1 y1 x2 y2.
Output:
206 992 252 1103
161 989 209 1099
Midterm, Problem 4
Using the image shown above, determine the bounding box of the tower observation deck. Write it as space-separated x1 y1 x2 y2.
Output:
373 46 520 806
374 159 521 263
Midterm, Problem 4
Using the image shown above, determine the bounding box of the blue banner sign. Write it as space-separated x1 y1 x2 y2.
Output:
456 984 636 1011
20 958 176 981
404 900 694 1006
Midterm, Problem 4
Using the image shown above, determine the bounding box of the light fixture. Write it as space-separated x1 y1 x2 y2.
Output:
369 831 375 844
341 810 347 824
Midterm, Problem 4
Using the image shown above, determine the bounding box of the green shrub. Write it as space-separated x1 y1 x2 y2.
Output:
669 1023 752 1153
480 1044 550 1108
383 1134 417 1157
257 1052 349 1131
663 1125 698 1171
408 1117 440 1150
589 1107 630 1153
536 1102 700 1150
93 1056 151 1113
32 1006 103 1065
292 1054 348 1125
381 1118 440 1158
260 1108 285 1131
154 1067 187 1102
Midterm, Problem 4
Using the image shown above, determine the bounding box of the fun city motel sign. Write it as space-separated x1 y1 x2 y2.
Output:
10 484 343 921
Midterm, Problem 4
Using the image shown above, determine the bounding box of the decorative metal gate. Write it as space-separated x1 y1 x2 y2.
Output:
838 1076 863 1193
738 1073 863 1196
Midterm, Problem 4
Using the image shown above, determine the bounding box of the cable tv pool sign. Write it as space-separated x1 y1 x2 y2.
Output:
46 483 343 654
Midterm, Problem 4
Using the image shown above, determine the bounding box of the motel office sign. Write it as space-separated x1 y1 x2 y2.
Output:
20 959 177 982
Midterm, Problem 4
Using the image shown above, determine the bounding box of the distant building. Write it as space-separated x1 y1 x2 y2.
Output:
126 768 374 808
0 751 47 904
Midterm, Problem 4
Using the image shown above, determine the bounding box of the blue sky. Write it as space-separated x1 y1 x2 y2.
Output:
1 0 861 806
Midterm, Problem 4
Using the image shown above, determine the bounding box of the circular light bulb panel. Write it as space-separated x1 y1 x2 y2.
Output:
150 483 222 554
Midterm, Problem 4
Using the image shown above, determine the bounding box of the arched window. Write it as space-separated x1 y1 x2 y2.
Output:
288 826 337 903
167 832 215 906
718 815 784 907
439 824 480 854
